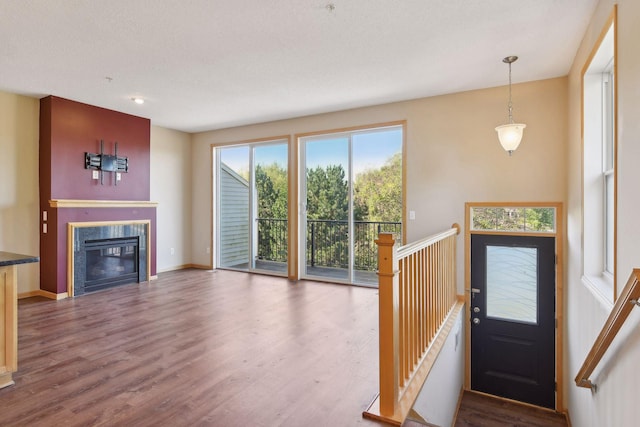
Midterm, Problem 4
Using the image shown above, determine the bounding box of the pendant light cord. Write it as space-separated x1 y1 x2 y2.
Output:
508 61 514 124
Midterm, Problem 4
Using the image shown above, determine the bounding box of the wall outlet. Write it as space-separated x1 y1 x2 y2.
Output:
116 172 121 181
206 247 211 254
42 211 47 221
170 248 175 255
409 210 416 220
92 170 99 180
43 223 47 234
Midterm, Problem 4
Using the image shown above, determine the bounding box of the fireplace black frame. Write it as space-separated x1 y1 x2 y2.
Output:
83 237 140 293
72 222 148 296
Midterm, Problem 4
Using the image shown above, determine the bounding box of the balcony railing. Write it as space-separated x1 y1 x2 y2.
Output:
256 218 402 271
256 218 288 263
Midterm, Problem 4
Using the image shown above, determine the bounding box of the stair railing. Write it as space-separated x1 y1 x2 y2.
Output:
575 269 640 390
364 225 464 425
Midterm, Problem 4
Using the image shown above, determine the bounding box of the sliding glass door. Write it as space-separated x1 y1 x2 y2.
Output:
216 140 288 275
303 136 351 281
300 125 403 286
214 125 401 286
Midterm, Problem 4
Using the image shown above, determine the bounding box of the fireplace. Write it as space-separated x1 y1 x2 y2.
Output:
84 237 139 293
70 221 149 296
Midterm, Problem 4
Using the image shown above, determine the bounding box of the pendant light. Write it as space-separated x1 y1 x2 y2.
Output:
495 56 526 155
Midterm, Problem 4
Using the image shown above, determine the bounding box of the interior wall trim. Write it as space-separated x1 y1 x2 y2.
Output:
49 199 158 208
18 290 69 300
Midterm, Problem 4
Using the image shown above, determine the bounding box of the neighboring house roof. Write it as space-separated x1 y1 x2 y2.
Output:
220 162 249 188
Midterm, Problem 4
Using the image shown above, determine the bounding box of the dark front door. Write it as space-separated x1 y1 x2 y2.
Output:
471 234 556 409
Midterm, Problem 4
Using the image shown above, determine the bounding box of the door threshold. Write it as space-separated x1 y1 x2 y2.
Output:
467 389 559 413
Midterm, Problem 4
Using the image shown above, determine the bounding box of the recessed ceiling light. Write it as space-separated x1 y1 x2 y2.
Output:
132 97 144 105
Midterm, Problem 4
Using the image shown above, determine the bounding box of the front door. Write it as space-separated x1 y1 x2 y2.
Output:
471 234 556 409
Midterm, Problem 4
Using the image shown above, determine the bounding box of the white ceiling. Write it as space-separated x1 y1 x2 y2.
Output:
0 0 597 133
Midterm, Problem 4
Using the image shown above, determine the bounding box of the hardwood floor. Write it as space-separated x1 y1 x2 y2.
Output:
454 391 568 427
0 269 386 426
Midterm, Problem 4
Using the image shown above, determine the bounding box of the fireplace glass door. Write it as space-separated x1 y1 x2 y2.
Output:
84 237 139 292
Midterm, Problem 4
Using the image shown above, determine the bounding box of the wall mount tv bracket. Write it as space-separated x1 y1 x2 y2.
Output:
85 140 129 186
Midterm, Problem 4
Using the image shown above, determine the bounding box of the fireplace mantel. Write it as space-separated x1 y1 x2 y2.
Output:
50 199 158 208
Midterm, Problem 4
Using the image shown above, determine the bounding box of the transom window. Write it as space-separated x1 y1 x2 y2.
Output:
470 207 556 233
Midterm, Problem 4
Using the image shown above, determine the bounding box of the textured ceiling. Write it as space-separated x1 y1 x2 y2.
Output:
0 0 597 133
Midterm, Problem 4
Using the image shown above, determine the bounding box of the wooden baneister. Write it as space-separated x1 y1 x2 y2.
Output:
364 226 462 425
575 269 640 389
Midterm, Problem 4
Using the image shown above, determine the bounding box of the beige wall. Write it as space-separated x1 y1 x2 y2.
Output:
192 77 568 291
150 125 193 272
0 91 40 294
191 77 567 426
566 1 640 426
0 91 193 291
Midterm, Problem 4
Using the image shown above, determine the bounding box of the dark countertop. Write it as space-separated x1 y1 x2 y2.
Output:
0 252 40 267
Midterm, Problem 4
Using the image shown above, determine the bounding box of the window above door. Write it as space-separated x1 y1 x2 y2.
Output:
470 206 556 234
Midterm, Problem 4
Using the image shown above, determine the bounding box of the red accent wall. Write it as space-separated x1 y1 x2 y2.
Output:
41 96 150 201
39 96 156 294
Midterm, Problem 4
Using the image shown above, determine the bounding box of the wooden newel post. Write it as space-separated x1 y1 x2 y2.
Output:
376 232 399 416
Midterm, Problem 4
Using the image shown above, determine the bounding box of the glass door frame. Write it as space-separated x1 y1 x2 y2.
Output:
299 131 355 284
213 138 289 276
297 123 404 286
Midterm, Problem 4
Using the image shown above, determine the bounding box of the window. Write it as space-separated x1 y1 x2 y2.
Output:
602 61 615 276
486 245 538 324
470 206 556 233
582 11 616 303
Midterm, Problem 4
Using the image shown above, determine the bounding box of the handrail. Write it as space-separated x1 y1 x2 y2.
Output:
364 224 462 425
575 269 640 389
395 225 459 259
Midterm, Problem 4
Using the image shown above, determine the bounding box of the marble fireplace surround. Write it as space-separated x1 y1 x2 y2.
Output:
68 220 151 297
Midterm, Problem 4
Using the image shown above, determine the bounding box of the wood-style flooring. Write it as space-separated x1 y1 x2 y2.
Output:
0 269 386 427
453 391 568 427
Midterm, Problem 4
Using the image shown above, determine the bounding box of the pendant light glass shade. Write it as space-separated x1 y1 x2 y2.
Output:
496 56 525 155
495 123 526 154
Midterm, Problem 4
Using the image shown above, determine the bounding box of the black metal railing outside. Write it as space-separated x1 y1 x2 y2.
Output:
256 218 288 263
256 218 402 271
353 220 403 270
